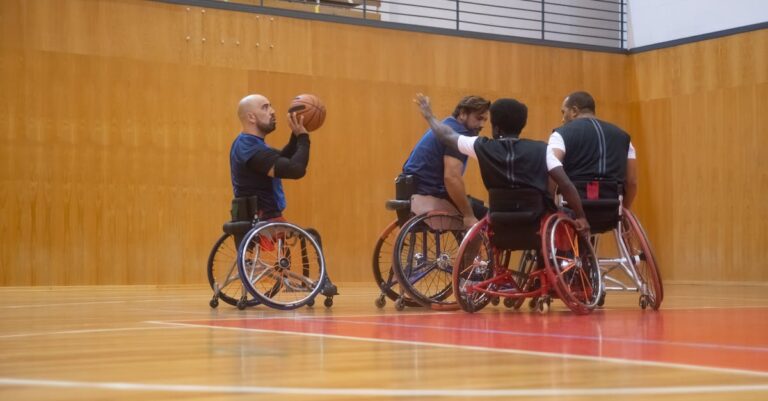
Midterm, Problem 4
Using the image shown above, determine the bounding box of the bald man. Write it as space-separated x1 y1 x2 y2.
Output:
230 94 337 296
230 94 312 220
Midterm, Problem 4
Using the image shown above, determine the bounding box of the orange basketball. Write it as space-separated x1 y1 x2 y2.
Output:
288 94 326 131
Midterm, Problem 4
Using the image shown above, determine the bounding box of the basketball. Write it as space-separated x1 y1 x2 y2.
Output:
288 94 326 131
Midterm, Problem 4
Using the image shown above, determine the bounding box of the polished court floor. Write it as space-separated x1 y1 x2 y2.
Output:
1 283 767 400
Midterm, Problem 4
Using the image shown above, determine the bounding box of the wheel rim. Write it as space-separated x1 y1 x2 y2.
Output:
621 209 663 309
239 222 326 309
544 214 602 313
394 213 463 307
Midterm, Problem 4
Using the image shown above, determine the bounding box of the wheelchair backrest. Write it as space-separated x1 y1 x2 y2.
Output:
394 174 416 224
488 187 546 251
573 180 621 234
230 195 259 222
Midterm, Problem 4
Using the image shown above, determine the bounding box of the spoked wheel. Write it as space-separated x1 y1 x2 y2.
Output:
372 219 420 308
393 212 464 309
452 217 493 313
238 222 326 310
621 208 663 310
207 233 260 308
542 213 602 315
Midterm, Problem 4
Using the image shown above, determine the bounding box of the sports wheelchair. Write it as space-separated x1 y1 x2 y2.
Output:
372 174 421 310
576 180 663 310
452 187 603 315
207 195 335 310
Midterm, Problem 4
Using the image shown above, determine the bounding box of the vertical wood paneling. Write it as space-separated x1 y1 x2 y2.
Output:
628 29 768 283
4 0 762 285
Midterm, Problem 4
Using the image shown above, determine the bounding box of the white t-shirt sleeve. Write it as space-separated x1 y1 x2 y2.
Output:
457 135 479 159
546 132 565 171
628 141 636 159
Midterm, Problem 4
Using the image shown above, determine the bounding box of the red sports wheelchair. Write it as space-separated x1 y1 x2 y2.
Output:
452 187 603 315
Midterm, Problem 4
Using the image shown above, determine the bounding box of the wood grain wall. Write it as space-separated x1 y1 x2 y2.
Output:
0 0 761 285
628 29 768 283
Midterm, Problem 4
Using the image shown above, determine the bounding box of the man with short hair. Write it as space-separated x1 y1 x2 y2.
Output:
546 91 638 209
402 95 491 229
414 94 589 234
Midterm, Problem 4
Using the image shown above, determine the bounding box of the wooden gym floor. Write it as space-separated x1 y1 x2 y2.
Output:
1 283 767 400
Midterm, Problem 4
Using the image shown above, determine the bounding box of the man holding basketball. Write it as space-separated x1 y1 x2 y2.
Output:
401 95 490 229
230 93 337 295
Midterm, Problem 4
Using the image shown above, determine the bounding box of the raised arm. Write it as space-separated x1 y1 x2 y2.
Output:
414 93 461 153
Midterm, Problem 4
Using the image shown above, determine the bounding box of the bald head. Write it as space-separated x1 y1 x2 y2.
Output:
238 94 276 136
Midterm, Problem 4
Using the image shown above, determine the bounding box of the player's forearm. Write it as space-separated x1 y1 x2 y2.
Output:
444 176 473 217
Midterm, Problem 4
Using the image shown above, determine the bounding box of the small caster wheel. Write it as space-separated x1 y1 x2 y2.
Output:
536 298 550 314
306 298 315 307
639 295 648 310
503 298 515 308
395 298 405 311
597 292 606 307
209 298 219 308
512 298 525 310
528 297 538 310
237 298 247 310
490 297 500 306
374 295 386 308
324 297 333 308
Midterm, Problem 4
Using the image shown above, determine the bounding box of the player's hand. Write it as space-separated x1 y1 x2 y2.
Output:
288 112 309 135
463 215 479 230
573 217 591 237
414 93 434 120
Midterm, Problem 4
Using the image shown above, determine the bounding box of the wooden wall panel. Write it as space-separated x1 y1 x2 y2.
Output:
15 0 761 285
628 29 768 283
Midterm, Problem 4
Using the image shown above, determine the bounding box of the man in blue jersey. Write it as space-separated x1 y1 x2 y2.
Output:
402 95 491 229
229 93 337 296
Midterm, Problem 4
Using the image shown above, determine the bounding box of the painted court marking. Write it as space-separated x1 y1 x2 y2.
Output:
1 377 767 397
149 320 768 378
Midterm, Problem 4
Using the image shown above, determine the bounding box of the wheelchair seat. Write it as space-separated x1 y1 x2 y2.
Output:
222 195 259 238
488 187 548 250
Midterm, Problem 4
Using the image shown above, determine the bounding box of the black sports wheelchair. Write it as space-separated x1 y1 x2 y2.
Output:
207 196 336 310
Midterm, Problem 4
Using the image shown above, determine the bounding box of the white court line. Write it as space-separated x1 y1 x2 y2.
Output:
0 377 766 397
299 317 768 353
148 320 768 378
165 312 768 354
0 326 184 340
0 297 202 309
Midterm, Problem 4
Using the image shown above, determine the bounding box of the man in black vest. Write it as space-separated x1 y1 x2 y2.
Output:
414 93 589 234
546 91 638 208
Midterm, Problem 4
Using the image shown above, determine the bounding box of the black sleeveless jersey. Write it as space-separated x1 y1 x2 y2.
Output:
473 137 549 195
555 118 631 184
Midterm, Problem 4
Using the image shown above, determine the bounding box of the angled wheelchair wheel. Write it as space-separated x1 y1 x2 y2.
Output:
542 213 602 315
207 233 260 308
393 212 463 309
238 222 326 310
372 220 420 308
621 208 663 310
453 218 493 313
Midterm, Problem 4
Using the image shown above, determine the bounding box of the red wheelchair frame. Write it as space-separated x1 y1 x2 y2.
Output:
452 210 603 315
